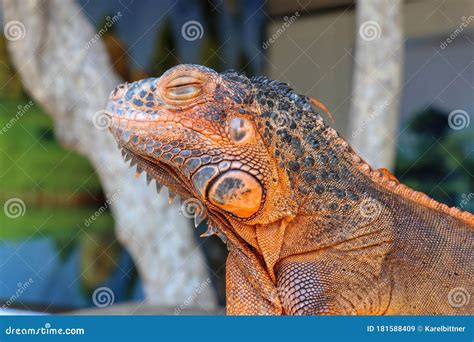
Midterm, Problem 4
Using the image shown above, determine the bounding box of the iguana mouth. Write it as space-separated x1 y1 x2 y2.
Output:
105 94 266 222
115 136 265 222
119 145 190 200
106 96 263 237
118 145 235 242
105 95 205 222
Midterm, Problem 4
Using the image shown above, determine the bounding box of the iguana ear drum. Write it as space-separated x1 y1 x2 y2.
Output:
208 170 262 218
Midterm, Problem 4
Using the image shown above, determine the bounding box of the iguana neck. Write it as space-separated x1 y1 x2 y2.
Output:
256 96 473 226
286 122 378 216
258 101 372 213
250 75 468 224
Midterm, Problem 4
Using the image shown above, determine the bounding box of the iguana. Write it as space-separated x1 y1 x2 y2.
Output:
105 64 473 315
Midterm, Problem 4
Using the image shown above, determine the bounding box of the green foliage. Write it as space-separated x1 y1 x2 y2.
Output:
0 37 24 99
0 100 101 192
0 207 114 240
395 107 474 213
0 99 114 242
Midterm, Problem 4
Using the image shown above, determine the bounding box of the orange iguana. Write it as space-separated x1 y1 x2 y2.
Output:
105 64 473 315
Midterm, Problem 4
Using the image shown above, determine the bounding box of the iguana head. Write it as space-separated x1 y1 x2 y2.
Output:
105 64 331 244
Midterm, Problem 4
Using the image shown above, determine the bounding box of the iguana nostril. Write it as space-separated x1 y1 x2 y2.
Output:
111 83 128 100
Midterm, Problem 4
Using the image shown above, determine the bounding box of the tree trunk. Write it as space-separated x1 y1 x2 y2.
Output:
348 0 404 170
2 0 216 309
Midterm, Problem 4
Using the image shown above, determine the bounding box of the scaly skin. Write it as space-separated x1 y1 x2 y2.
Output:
105 64 473 315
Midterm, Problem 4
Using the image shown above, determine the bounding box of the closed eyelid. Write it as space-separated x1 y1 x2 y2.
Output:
166 75 203 88
162 75 203 101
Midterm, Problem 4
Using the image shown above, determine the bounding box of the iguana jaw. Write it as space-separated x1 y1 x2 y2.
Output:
119 145 192 202
116 145 242 244
106 109 268 217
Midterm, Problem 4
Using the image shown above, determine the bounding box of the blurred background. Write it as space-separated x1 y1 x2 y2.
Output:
0 0 472 314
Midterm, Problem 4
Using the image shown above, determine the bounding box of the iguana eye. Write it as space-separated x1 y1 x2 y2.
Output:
164 75 202 100
229 117 254 144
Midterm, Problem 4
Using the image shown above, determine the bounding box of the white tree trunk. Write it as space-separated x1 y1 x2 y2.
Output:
2 0 216 309
348 0 404 170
